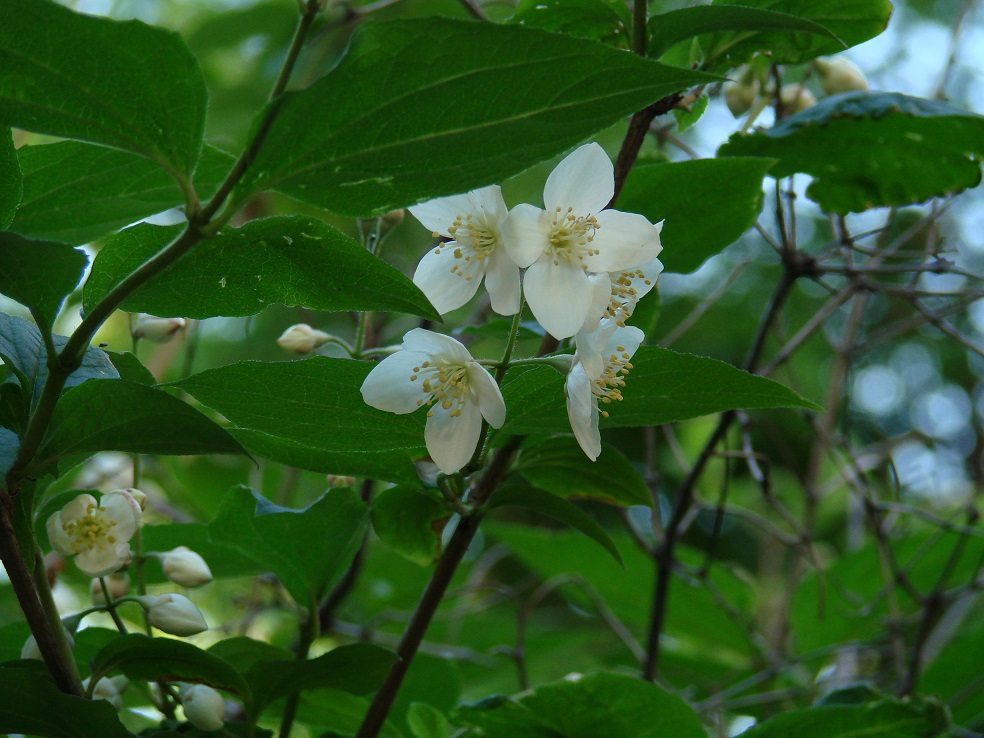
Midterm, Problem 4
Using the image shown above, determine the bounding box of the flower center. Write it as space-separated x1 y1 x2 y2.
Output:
62 503 118 553
607 268 652 325
435 213 497 280
410 361 471 418
546 206 600 264
592 344 634 418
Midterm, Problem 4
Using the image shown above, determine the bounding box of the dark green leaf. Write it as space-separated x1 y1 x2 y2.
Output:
207 637 292 676
456 696 560 738
71 628 121 679
508 0 630 46
500 346 818 434
735 696 949 737
921 597 984 726
176 358 425 484
0 128 20 229
618 157 774 273
718 91 984 214
648 5 840 60
84 215 439 320
207 486 369 605
0 232 87 328
9 142 232 245
0 428 19 477
142 523 265 583
35 379 247 471
91 633 251 699
0 664 132 738
0 0 207 176
104 351 157 386
236 18 716 216
408 703 450 738
371 486 449 567
517 436 651 507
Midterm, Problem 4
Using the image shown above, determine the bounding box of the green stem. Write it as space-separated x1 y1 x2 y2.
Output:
278 601 320 738
98 577 130 634
632 0 648 57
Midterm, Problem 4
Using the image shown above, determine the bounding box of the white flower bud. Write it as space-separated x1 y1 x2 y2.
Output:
83 676 123 711
276 323 332 354
156 546 213 588
815 57 869 95
724 65 760 117
21 628 75 660
91 572 130 604
778 84 817 115
138 593 208 636
132 314 187 343
181 684 226 732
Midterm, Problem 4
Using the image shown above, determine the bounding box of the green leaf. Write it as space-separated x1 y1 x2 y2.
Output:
718 91 984 214
489 482 622 564
508 0 631 46
371 486 449 567
617 157 774 273
176 358 425 484
0 664 132 738
672 93 708 133
207 486 369 605
0 128 21 229
142 523 265 583
0 0 207 176
35 379 247 471
9 142 232 245
516 436 651 507
84 215 439 320
207 637 292 676
236 18 717 217
104 350 157 386
408 703 450 738
91 633 251 699
0 313 119 408
0 232 87 329
500 346 818 434
696 0 892 71
0 428 19 477
735 696 950 737
648 5 840 60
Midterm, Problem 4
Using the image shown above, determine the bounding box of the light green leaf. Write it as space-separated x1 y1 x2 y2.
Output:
207 486 369 606
672 93 708 132
371 486 449 567
718 91 984 214
617 157 774 273
0 233 87 329
9 142 232 245
0 128 20 229
84 215 439 320
508 0 631 46
0 0 207 176
236 18 717 216
408 703 451 738
736 696 949 737
176 358 425 484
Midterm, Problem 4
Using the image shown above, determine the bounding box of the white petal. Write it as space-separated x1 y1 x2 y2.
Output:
75 545 127 578
524 258 592 339
46 511 74 556
401 328 472 363
425 400 483 474
61 493 98 523
604 324 645 359
483 247 521 316
580 272 613 335
466 185 508 226
501 203 549 268
467 361 506 428
543 143 614 215
360 351 430 414
409 193 479 236
617 254 664 305
586 210 663 272
565 366 601 461
100 491 141 542
574 327 606 380
413 243 483 315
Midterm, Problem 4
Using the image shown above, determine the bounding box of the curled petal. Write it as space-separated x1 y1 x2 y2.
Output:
580 272 613 335
586 210 663 273
424 399 483 474
565 365 601 461
467 362 506 428
413 243 483 315
483 247 521 316
543 143 614 215
360 351 431 414
501 203 549 268
524 258 592 339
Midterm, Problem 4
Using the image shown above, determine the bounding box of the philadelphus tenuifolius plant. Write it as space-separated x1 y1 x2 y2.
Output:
46 489 143 578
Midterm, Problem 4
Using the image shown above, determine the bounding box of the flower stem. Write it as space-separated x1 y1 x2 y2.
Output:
98 578 130 634
278 601 320 738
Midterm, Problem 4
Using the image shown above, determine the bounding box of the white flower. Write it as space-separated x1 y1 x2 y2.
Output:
83 676 125 711
410 185 520 316
502 143 663 339
277 323 332 354
181 684 226 732
21 629 75 660
132 314 187 343
565 320 644 461
138 593 208 636
360 329 506 474
155 546 213 588
814 57 869 95
46 490 142 578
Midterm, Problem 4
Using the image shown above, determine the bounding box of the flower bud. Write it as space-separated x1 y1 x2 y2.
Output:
83 676 123 711
120 487 148 510
326 474 357 488
277 323 332 354
156 547 213 588
21 628 75 660
181 684 226 732
138 593 208 636
778 84 817 115
814 57 869 95
91 572 131 604
380 208 405 232
132 314 187 343
724 65 760 117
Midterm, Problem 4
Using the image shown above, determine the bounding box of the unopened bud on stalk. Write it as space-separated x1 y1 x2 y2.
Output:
91 572 131 603
724 65 760 117
21 627 75 660
814 57 869 95
778 84 817 115
380 208 405 232
133 314 187 343
181 683 227 732
137 593 208 636
277 323 333 354
155 546 213 588
83 676 125 711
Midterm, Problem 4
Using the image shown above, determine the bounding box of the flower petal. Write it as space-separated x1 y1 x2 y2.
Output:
524 257 592 339
75 545 127 578
483 247 521 316
360 350 430 414
413 243 483 315
604 323 645 359
580 272 613 335
46 511 74 556
501 203 549 268
409 192 480 236
100 491 141 542
586 210 662 272
466 185 508 226
401 328 472 363
543 143 614 215
425 399 483 474
467 361 506 428
565 365 601 461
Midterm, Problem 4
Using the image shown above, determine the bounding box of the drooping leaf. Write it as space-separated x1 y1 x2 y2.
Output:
500 346 818 435
0 0 207 176
207 486 369 606
176 358 425 484
617 157 774 273
371 486 449 567
235 18 716 216
0 128 20 229
0 233 87 328
718 91 984 214
508 0 631 46
84 215 439 320
9 142 233 245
